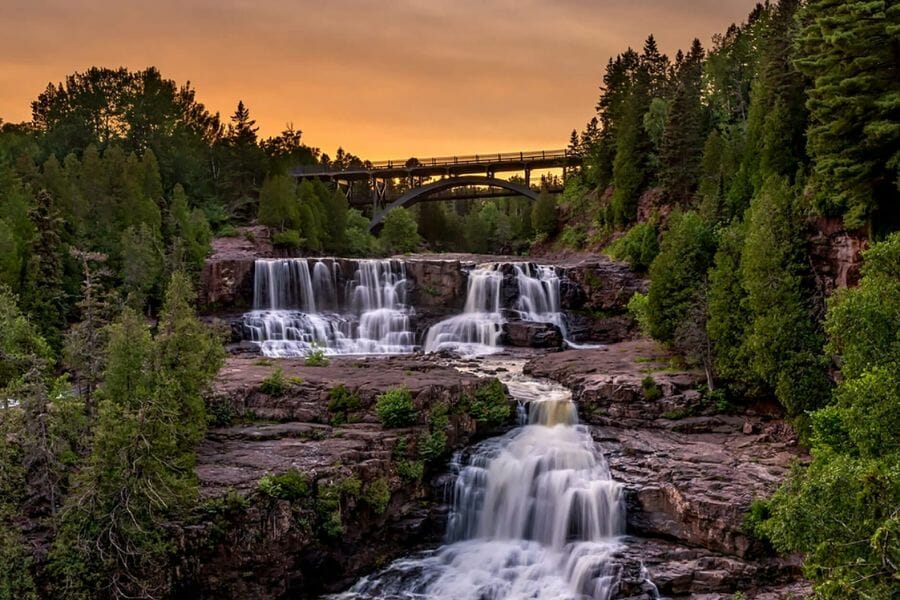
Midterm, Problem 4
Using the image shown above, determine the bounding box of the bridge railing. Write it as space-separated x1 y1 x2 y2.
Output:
292 148 580 175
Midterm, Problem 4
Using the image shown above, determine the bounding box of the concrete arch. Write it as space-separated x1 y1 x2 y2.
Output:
369 176 539 232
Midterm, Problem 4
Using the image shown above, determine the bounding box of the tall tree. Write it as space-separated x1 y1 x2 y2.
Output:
794 0 900 230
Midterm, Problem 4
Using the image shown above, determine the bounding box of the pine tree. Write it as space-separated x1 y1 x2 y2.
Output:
21 190 67 352
659 39 708 203
794 0 900 229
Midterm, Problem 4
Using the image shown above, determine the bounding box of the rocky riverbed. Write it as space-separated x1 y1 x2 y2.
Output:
178 341 810 599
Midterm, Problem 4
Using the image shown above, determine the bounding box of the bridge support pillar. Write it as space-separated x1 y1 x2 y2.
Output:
524 167 531 188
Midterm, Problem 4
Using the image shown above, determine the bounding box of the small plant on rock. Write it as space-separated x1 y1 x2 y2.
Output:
641 376 662 401
305 343 330 366
362 478 391 514
375 386 416 428
257 469 310 501
468 379 511 426
328 384 361 425
260 367 288 396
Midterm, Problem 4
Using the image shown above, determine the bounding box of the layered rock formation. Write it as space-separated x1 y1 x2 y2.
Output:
525 340 810 599
177 356 514 598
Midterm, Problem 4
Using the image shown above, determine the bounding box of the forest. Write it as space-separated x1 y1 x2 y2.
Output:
0 0 898 598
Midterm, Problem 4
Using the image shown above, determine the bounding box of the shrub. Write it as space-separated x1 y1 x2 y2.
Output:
605 220 659 270
627 292 651 336
257 469 310 501
641 376 662 400
315 482 343 538
327 385 361 425
375 387 416 428
419 430 448 463
272 229 303 248
362 478 391 514
468 379 510 426
531 187 558 236
260 367 288 396
304 344 329 366
396 459 424 482
217 223 239 238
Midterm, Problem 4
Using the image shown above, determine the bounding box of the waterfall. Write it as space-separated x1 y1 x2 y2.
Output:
423 266 505 356
243 258 416 357
424 262 570 356
334 361 628 600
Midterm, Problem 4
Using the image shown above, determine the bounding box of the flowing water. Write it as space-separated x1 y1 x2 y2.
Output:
243 258 416 357
424 262 571 356
332 358 628 600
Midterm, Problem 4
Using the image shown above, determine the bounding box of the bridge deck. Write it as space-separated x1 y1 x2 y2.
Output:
291 148 580 180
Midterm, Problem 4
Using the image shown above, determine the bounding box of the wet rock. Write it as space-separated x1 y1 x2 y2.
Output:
558 257 648 312
179 355 516 598
500 321 564 349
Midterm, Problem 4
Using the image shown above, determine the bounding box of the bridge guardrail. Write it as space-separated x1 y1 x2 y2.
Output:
291 148 580 175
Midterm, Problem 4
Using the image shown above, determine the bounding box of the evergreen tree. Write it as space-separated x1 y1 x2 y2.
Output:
49 274 223 599
220 100 267 221
645 210 716 342
531 187 558 237
740 176 829 421
794 0 899 230
21 190 67 352
119 223 164 311
659 39 707 203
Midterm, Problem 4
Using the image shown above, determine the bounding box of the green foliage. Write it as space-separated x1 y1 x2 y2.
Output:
756 235 900 598
396 458 425 482
260 367 288 396
641 376 662 401
327 384 361 426
304 345 330 366
419 402 450 464
605 220 659 270
48 274 224 598
531 188 558 237
646 211 716 342
468 379 511 426
257 174 299 231
343 209 376 256
626 291 651 336
375 387 416 428
362 478 391 515
795 0 900 229
258 469 310 501
740 176 829 419
379 208 421 254
0 409 37 600
272 228 303 248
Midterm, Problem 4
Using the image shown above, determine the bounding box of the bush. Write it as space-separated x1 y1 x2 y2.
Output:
304 344 329 366
375 387 416 428
641 376 662 400
605 220 659 270
216 223 239 238
362 478 391 514
257 469 310 501
260 367 288 396
327 385 361 426
272 229 303 248
468 379 510 426
396 459 424 482
627 292 651 336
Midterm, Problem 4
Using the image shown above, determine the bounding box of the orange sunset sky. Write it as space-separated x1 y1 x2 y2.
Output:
1 0 759 159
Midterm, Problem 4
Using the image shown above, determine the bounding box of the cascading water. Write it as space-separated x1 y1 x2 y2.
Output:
333 360 628 600
423 266 505 356
424 262 571 356
243 258 416 357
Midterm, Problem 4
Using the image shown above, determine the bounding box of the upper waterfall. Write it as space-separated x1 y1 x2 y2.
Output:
243 258 416 357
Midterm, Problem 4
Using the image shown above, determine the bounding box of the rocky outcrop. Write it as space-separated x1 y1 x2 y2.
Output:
501 321 564 349
808 217 868 297
525 340 809 598
178 355 514 598
199 227 273 309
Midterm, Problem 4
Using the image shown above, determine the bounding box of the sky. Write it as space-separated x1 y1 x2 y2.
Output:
0 0 759 159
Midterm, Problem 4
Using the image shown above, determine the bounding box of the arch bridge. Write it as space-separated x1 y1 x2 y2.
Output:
290 149 581 232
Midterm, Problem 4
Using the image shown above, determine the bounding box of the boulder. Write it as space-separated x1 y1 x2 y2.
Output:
501 321 564 349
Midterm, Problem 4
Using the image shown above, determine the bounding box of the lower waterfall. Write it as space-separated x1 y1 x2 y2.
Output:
332 360 628 600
